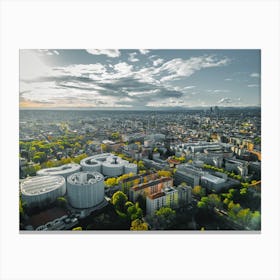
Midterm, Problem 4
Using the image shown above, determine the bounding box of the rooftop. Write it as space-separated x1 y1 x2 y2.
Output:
68 171 104 185
132 177 172 192
21 175 65 195
37 163 81 175
201 174 226 184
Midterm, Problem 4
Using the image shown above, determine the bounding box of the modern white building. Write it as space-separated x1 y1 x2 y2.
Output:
21 175 66 207
80 153 137 177
146 186 179 215
37 163 81 178
67 171 105 208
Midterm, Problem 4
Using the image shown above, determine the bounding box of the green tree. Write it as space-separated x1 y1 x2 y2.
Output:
236 208 252 226
72 227 82 231
126 202 143 221
111 191 128 212
208 194 222 208
33 151 46 164
192 185 206 198
137 160 145 170
130 219 149 231
154 207 176 229
197 201 207 208
56 197 68 208
250 211 261 230
228 201 242 219
240 188 247 195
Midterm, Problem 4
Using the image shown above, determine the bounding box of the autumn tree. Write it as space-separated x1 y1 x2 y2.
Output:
72 227 82 231
192 185 206 198
130 219 149 231
157 170 172 178
105 177 117 187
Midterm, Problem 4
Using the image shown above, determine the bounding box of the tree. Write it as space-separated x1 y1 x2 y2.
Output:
56 197 68 208
19 197 26 217
250 211 261 230
111 132 120 140
72 227 82 231
33 151 47 164
105 177 117 187
154 207 176 229
137 160 145 170
192 185 205 198
126 202 143 221
157 170 172 178
236 208 252 226
130 219 148 231
240 188 247 196
228 201 242 219
197 201 207 208
111 191 128 212
101 143 107 152
207 194 222 208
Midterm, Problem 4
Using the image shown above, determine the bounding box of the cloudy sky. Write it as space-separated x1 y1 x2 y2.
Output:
20 49 260 109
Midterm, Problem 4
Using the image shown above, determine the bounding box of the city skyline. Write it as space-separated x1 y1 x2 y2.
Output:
20 49 261 109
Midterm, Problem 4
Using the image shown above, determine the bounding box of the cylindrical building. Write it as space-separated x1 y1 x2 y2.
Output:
80 157 102 172
124 163 138 174
21 175 66 207
80 153 130 177
37 163 81 178
67 171 104 208
102 156 129 177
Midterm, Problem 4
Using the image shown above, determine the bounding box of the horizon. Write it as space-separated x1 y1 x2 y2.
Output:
19 105 261 111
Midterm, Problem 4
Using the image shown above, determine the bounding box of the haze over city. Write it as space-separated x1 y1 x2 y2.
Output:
20 49 260 109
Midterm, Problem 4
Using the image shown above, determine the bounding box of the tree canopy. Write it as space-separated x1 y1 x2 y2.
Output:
130 219 148 231
111 191 128 212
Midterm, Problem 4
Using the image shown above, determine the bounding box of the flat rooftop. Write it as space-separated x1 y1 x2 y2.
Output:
21 175 65 195
201 174 226 184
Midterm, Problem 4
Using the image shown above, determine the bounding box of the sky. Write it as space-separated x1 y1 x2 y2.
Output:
19 49 261 109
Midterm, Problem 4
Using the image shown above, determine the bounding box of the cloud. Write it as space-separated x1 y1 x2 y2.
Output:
139 49 150 55
250 73 260 78
153 58 164 66
37 49 59 56
207 89 230 94
86 49 121 58
158 55 230 82
248 84 259 88
128 52 139 62
224 78 232 81
20 51 231 108
218 97 233 104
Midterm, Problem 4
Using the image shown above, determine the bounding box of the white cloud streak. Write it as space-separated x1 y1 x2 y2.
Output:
86 49 121 58
139 49 150 55
250 73 260 78
248 84 259 87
